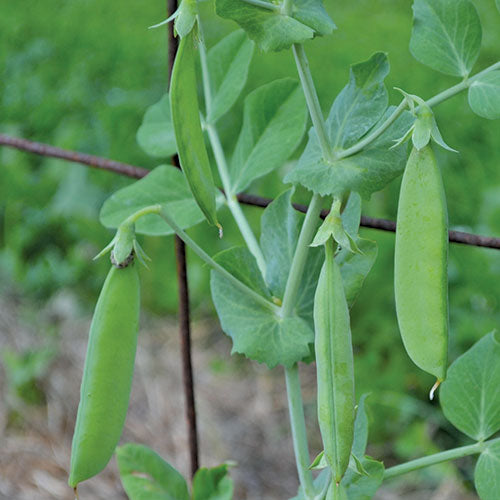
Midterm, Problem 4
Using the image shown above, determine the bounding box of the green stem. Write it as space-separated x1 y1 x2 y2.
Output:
158 207 279 314
282 0 293 15
240 0 280 11
281 193 323 317
197 21 267 277
292 44 334 162
383 439 500 479
123 204 163 225
285 365 316 499
336 60 500 160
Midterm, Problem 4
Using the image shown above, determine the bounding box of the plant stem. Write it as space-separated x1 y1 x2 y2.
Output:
285 365 316 499
197 20 267 277
383 439 500 479
282 0 293 15
206 124 267 276
336 60 500 160
240 0 281 11
292 44 334 162
281 193 323 317
157 207 279 313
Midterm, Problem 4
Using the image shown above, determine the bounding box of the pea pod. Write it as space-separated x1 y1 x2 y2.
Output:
314 238 355 483
69 262 140 488
170 28 220 231
394 145 448 382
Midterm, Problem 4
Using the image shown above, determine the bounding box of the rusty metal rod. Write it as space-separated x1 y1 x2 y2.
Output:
1 133 499 250
166 0 199 478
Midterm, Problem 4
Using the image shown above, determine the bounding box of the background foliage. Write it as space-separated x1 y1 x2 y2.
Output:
1 0 499 494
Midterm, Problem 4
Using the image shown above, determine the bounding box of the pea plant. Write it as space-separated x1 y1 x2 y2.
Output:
68 0 500 498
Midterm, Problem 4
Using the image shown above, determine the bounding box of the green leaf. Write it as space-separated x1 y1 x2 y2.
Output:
497 0 500 13
285 107 414 199
290 469 331 500
260 189 323 329
171 29 220 229
192 464 234 500
215 0 335 52
341 456 384 500
352 394 370 459
341 192 362 237
230 78 307 193
440 331 500 441
100 166 221 236
210 247 314 368
336 238 377 308
207 30 255 124
475 440 500 500
175 0 197 38
310 450 329 470
468 71 500 120
137 94 177 158
409 0 482 77
328 52 390 150
116 444 189 500
285 52 415 199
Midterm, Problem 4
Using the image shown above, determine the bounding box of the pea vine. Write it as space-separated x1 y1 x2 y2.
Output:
67 0 500 499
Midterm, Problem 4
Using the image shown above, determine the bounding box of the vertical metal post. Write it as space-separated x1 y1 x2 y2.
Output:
167 0 199 478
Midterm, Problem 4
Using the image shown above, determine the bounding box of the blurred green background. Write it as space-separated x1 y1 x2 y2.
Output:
1 0 499 494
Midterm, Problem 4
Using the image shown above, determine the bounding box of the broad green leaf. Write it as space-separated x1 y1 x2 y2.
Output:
210 247 314 368
285 107 414 199
341 456 384 500
137 94 177 158
409 0 482 77
116 444 189 500
336 238 378 308
475 439 500 500
207 30 254 124
328 52 389 150
497 0 500 13
468 71 500 120
215 0 335 52
342 192 362 237
230 79 307 193
315 243 355 482
175 0 197 38
100 166 221 236
192 464 234 500
352 394 370 459
440 331 500 441
171 29 219 228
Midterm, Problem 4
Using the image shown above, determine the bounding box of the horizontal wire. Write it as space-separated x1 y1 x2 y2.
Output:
1 133 499 250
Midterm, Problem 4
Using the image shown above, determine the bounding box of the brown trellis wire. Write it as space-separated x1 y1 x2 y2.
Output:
166 0 199 478
1 132 498 249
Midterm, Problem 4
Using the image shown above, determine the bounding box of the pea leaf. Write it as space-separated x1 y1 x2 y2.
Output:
192 464 234 500
100 166 222 236
409 0 482 77
341 456 384 500
230 78 307 193
285 107 414 200
215 0 335 52
137 94 177 158
336 238 378 308
468 71 500 120
285 53 414 199
475 440 500 500
210 246 314 368
327 52 390 150
207 30 254 124
116 443 189 500
352 394 370 459
497 0 500 13
440 331 500 441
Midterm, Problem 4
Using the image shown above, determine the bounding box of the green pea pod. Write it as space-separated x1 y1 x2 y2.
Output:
69 263 140 488
170 28 220 231
394 145 448 383
314 239 355 483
